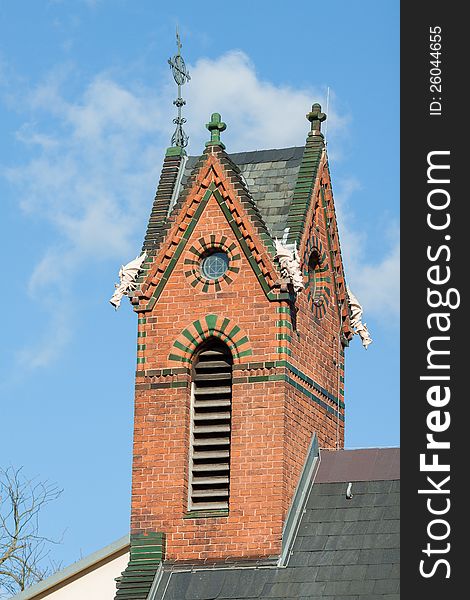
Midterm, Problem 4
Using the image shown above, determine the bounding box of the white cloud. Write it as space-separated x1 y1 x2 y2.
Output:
3 50 394 368
16 123 59 150
351 240 400 318
334 177 400 320
6 72 165 281
3 72 167 367
17 302 72 369
186 51 349 154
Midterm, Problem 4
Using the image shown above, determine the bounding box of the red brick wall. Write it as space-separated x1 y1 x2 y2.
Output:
280 158 346 511
130 152 346 561
290 159 344 436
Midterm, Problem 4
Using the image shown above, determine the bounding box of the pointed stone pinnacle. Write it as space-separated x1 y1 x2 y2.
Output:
206 113 227 149
306 103 327 135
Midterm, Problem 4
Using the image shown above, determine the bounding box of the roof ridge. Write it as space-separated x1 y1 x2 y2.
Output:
284 133 325 244
142 149 187 257
141 152 206 266
185 145 305 165
152 144 277 256
213 147 276 256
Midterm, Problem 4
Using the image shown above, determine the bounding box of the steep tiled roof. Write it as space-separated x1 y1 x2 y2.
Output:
181 147 304 240
148 447 400 600
141 108 329 266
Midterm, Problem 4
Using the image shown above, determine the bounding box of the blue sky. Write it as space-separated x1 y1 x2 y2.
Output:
0 1 399 569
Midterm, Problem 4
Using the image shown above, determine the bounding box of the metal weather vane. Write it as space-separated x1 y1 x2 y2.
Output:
168 29 191 148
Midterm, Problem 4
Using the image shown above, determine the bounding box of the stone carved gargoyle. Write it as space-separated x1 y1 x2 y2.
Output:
274 239 305 295
347 287 372 349
110 252 147 310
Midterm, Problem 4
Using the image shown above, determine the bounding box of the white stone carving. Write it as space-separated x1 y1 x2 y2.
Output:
274 239 304 294
110 252 147 309
347 287 372 349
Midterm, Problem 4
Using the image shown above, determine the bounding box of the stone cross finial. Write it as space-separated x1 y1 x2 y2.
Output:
206 113 227 149
307 103 327 134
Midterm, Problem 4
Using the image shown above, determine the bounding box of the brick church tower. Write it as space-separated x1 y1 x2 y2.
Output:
114 94 355 592
122 102 353 564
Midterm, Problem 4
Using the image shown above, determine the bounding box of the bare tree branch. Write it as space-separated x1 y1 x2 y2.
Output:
0 467 63 598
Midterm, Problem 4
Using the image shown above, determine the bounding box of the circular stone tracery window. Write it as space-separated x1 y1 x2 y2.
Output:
200 251 229 280
183 235 241 293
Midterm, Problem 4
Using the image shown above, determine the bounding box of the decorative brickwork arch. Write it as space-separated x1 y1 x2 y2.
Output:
168 314 252 365
302 235 331 319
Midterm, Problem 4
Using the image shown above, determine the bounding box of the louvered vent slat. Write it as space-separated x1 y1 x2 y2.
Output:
195 361 230 370
194 372 231 382
193 448 230 457
193 412 230 421
192 463 229 472
194 386 231 395
192 476 229 484
194 400 231 409
193 437 230 446
193 424 230 433
189 344 232 512
189 502 228 511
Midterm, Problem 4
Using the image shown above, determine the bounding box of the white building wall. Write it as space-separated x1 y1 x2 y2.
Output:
41 552 129 600
18 550 129 600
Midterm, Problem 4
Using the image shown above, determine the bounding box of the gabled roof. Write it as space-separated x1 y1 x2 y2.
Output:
141 132 323 261
148 447 400 600
135 106 353 341
181 147 304 240
141 104 338 265
133 146 289 312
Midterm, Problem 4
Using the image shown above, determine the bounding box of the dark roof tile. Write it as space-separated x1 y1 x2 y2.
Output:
187 571 225 600
149 448 400 600
298 534 329 551
306 549 361 568
365 563 396 580
322 578 375 596
372 577 400 594
180 147 305 240
366 519 400 535
219 570 270 598
357 548 400 565
262 580 327 598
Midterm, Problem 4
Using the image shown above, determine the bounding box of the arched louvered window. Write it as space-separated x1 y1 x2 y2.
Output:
188 340 233 512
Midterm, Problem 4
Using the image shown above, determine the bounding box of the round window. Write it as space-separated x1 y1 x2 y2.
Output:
200 251 229 280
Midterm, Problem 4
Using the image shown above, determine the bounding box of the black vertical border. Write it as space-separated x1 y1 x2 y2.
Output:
401 3 465 597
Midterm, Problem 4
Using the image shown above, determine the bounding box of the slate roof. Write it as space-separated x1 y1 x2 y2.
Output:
180 146 304 240
149 447 400 600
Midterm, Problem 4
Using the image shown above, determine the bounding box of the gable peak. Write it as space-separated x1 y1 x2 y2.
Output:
306 102 327 137
205 112 227 149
